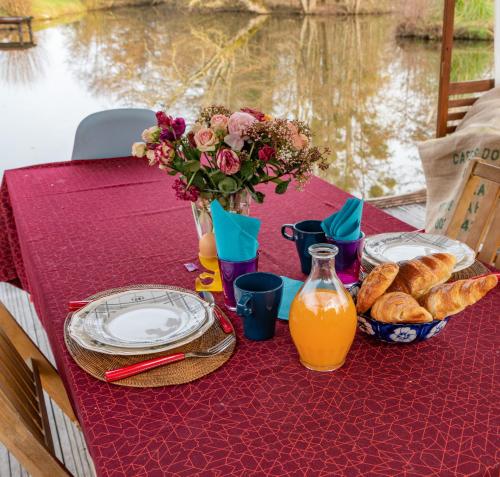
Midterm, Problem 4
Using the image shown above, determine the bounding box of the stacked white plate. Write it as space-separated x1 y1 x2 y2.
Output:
67 288 214 355
363 232 475 272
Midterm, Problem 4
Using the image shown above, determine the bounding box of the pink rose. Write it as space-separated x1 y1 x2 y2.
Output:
224 133 244 152
227 111 257 139
216 149 240 175
194 127 218 152
210 114 229 132
288 122 309 150
258 145 276 162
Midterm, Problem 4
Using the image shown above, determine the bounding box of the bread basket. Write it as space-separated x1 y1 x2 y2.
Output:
356 313 450 344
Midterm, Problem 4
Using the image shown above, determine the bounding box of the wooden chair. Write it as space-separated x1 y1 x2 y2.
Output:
0 301 77 423
371 0 495 210
0 320 72 475
0 301 81 474
436 0 495 138
446 159 500 267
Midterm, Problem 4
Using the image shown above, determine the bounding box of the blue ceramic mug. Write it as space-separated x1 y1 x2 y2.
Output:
281 220 326 274
234 272 284 341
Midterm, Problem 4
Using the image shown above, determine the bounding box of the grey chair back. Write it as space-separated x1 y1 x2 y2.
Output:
71 108 156 160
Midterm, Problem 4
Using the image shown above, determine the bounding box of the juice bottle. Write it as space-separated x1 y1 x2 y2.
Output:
289 243 357 371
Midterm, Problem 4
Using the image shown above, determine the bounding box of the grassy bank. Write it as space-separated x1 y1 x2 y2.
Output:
0 0 156 19
397 0 493 41
1 0 398 20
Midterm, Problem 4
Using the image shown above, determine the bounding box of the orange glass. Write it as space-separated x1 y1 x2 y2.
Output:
289 243 357 371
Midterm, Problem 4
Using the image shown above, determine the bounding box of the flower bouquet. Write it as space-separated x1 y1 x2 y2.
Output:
132 105 328 236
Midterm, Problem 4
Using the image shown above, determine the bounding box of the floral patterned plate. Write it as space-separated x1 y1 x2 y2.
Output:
357 314 450 344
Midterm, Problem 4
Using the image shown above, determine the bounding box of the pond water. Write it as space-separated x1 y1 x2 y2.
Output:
0 7 494 197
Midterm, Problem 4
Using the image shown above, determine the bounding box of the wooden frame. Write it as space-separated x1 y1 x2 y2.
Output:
446 159 500 265
0 327 72 476
0 301 78 423
436 0 495 138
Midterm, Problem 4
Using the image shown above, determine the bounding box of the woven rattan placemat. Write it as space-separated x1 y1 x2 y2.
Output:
64 285 236 387
361 258 489 281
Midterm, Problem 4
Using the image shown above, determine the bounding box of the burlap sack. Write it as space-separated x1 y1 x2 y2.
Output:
419 87 500 238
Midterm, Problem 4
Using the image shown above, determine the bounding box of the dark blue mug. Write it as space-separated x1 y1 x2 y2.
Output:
281 220 326 274
234 272 284 341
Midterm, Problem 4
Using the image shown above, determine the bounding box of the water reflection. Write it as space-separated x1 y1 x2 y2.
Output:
0 43 47 85
0 7 493 197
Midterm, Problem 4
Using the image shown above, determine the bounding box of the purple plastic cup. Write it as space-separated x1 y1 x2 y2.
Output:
218 254 259 311
326 232 365 286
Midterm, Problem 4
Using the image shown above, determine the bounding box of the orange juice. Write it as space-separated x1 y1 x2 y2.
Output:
289 288 357 371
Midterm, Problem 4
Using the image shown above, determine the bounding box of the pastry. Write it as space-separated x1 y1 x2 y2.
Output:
371 292 433 323
386 253 456 298
356 262 399 313
419 274 498 320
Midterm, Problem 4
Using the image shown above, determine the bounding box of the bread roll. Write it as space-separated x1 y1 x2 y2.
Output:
419 274 498 320
387 253 456 298
356 263 399 313
371 292 433 324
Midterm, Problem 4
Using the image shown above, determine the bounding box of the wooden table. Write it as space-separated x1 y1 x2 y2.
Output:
0 16 33 45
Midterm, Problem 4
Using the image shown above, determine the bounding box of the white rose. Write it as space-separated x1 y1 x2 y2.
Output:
146 149 156 164
141 126 161 143
131 142 147 158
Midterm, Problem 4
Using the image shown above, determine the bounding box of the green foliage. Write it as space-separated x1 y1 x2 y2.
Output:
397 0 494 41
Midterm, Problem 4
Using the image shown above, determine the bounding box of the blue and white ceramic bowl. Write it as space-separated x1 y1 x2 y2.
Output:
357 314 450 344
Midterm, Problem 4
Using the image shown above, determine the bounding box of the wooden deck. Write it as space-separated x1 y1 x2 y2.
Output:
0 283 95 477
0 204 423 476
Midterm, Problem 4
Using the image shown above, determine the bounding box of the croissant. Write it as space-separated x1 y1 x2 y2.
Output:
356 262 399 313
387 253 456 298
371 292 433 324
419 274 498 320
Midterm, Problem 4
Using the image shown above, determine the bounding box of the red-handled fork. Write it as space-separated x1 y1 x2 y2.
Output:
104 334 235 382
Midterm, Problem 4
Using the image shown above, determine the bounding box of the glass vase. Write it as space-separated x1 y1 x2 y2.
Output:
191 189 251 238
289 243 357 372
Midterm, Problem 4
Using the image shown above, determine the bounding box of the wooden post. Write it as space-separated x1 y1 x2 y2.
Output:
17 21 23 45
495 0 499 85
27 17 33 44
436 0 455 138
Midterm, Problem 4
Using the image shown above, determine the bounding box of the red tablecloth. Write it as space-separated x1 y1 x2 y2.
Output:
0 158 498 477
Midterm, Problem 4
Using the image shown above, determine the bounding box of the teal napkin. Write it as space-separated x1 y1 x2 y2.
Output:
321 197 363 241
210 200 261 261
277 276 303 321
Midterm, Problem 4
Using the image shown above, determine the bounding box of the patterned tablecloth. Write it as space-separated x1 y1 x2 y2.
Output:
0 157 498 477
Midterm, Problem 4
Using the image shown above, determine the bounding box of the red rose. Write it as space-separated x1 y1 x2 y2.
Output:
240 107 266 121
258 145 276 162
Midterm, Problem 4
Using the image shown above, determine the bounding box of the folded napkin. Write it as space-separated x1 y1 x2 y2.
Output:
210 200 261 261
277 276 303 321
321 197 363 241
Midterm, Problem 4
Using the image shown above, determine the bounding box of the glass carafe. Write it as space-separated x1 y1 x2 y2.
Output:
289 243 357 372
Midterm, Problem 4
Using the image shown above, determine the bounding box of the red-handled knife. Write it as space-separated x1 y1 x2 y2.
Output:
68 300 90 311
198 291 233 333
